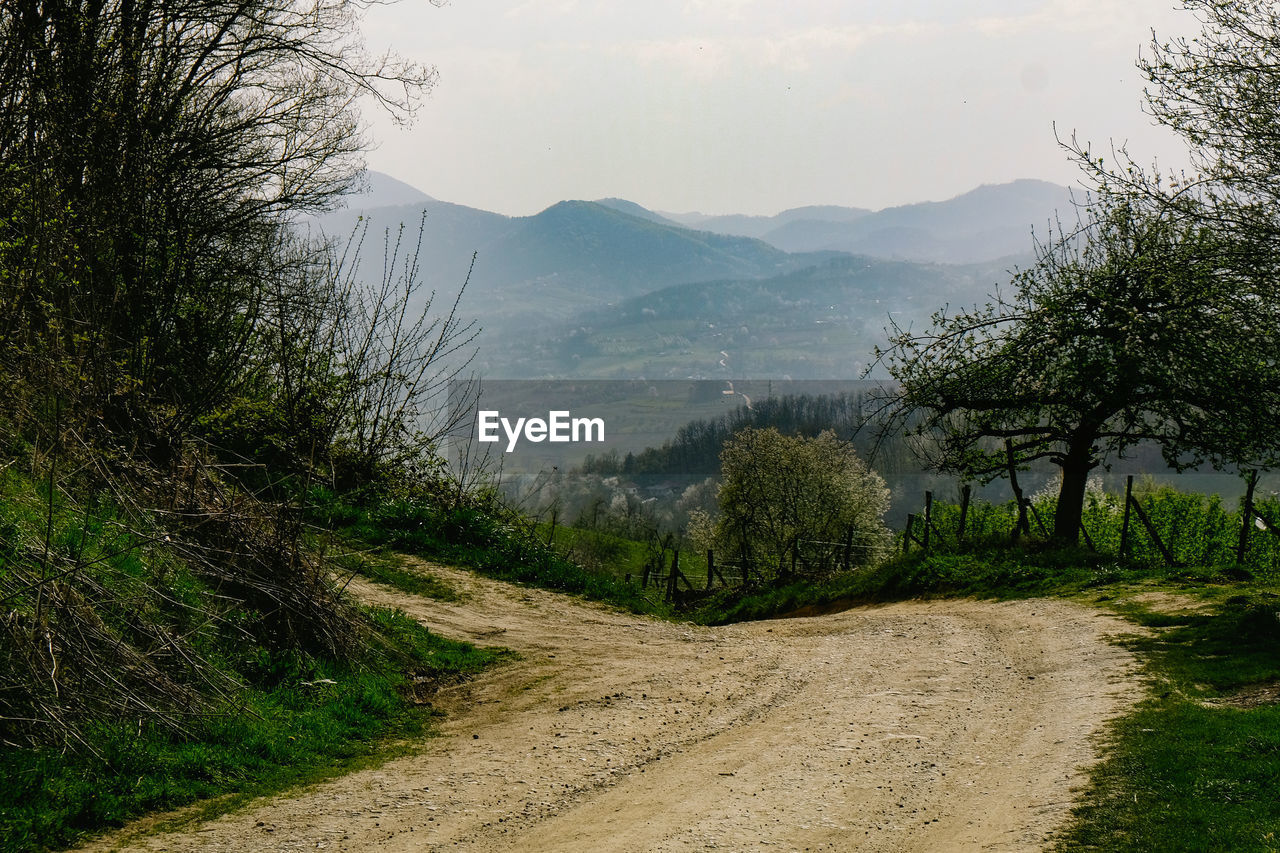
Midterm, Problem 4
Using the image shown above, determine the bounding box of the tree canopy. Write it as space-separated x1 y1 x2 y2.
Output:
0 0 436 440
1072 0 1280 276
878 197 1280 543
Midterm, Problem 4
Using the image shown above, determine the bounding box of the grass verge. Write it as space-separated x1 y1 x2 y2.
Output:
310 490 672 618
1052 592 1280 851
327 544 464 602
0 608 508 853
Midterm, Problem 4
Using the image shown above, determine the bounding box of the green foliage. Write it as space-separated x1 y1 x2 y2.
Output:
879 197 1280 543
1110 0 1280 251
917 482 1280 577
579 390 915 479
0 0 486 844
694 481 1280 621
311 489 672 618
691 427 891 583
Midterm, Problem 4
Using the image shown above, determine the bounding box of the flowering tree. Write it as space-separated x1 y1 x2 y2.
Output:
690 427 890 580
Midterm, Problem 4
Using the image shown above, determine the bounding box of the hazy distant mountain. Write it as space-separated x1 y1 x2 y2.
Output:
316 192 838 337
663 205 873 239
764 180 1075 263
341 170 435 210
314 173 1059 378
658 180 1074 264
482 201 820 298
593 198 684 228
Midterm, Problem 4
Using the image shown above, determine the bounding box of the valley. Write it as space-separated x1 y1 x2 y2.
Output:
321 174 1076 381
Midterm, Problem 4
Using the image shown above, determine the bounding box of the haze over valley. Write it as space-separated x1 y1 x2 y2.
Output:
320 172 1077 380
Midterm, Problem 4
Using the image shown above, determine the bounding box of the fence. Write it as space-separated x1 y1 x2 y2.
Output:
901 472 1280 573
633 526 884 602
635 549 759 602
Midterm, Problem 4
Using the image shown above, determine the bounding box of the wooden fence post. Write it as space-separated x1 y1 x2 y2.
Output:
675 550 694 592
958 484 971 543
641 561 651 589
1129 496 1181 567
923 491 933 553
1120 475 1134 557
1238 470 1258 565
1005 440 1029 539
903 514 915 555
706 549 715 590
1078 519 1096 552
842 527 854 572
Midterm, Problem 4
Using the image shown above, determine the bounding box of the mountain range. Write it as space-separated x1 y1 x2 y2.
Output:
653 179 1078 263
316 173 1077 379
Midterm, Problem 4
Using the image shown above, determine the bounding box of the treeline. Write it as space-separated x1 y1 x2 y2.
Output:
581 392 916 479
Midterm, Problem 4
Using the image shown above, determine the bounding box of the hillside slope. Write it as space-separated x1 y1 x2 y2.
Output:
487 255 1012 378
664 180 1075 263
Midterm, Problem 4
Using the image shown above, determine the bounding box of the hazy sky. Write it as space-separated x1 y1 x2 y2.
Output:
359 0 1199 217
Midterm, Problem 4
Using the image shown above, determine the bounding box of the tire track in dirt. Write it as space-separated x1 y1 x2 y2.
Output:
83 560 1141 852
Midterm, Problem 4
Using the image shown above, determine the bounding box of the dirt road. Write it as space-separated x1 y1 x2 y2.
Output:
86 561 1141 852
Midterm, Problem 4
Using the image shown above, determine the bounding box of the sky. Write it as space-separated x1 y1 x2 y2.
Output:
358 0 1200 217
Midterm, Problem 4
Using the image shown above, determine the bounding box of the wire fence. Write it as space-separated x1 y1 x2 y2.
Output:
902 473 1280 576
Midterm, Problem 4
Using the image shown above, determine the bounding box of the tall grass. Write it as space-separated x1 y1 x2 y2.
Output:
0 469 508 853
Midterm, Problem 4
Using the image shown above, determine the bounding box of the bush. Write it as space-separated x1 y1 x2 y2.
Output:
690 428 891 584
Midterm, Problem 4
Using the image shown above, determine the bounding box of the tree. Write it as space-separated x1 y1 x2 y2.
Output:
1136 0 1280 222
1069 0 1280 295
0 0 436 440
877 197 1280 544
690 427 890 580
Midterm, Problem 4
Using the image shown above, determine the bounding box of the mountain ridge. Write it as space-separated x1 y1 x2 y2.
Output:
322 172 1065 377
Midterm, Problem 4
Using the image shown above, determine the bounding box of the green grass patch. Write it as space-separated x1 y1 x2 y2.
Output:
1053 594 1280 852
328 544 462 601
309 489 672 618
0 607 507 853
684 540 1179 624
538 523 711 585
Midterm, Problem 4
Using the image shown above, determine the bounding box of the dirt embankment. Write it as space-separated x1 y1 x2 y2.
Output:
84 561 1141 852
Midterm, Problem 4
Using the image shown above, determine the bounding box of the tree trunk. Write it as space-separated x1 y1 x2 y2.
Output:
1053 436 1096 544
